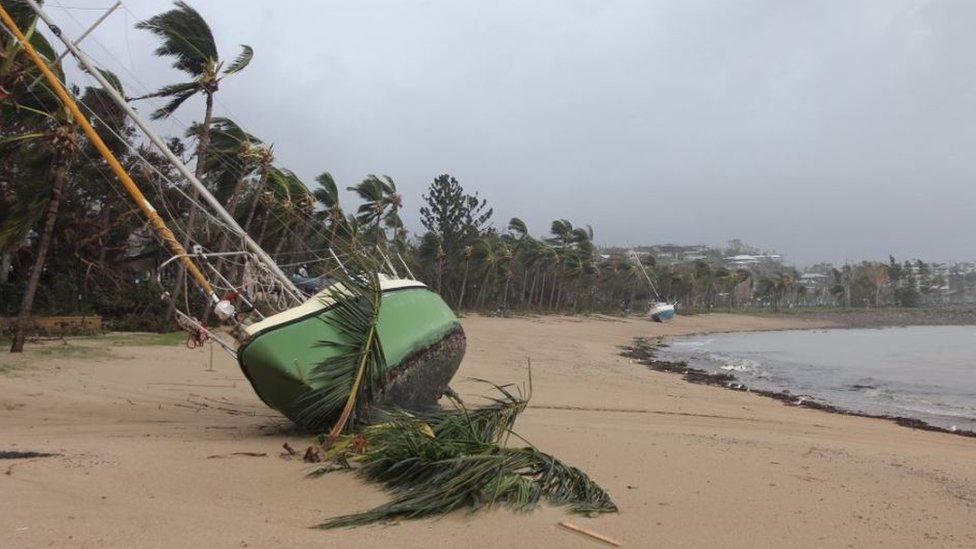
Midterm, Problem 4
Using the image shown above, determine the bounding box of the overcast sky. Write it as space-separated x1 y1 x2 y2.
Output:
41 0 976 265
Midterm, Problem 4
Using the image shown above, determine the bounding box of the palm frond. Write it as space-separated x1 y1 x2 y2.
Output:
136 1 218 76
223 44 253 75
150 85 197 120
93 68 124 95
286 268 387 434
313 172 338 205
129 80 197 102
187 117 261 178
0 132 47 149
0 176 49 250
312 384 617 528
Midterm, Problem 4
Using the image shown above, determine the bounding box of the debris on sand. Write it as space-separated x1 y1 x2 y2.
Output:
206 452 267 459
2 450 60 476
1 450 59 459
559 521 622 546
304 382 618 528
281 442 299 458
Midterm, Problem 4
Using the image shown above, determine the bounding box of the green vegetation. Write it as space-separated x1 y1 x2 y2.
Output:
31 342 112 360
98 331 187 346
311 383 616 528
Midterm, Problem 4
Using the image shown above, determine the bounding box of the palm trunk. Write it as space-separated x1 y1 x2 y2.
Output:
536 271 547 308
435 256 443 293
212 172 250 267
293 221 313 264
242 166 270 236
10 166 66 353
201 172 252 321
548 269 560 309
326 215 342 251
257 205 273 246
272 220 293 257
0 251 12 284
534 272 543 308
476 269 492 309
375 212 384 247
456 260 469 310
527 268 539 308
166 91 216 321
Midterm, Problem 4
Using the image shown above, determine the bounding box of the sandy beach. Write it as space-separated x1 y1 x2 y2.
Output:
2 313 974 548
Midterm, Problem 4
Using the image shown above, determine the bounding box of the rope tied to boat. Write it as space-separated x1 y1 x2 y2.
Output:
181 318 210 349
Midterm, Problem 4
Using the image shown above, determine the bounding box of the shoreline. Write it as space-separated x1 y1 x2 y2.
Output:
620 336 976 439
723 306 976 329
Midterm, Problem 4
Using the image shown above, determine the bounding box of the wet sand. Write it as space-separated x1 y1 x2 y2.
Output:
2 313 974 548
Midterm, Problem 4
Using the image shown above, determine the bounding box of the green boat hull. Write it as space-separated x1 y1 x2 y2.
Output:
237 281 464 426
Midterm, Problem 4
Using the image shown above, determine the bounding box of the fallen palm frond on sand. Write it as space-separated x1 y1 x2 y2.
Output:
305 381 618 528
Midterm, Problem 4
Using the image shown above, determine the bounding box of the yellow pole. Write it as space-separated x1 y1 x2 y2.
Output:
0 5 218 302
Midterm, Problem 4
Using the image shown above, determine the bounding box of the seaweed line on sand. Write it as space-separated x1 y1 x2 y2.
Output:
620 337 976 439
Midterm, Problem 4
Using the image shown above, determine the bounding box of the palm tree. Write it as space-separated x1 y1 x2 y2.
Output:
497 240 515 309
240 143 274 235
134 1 253 316
190 117 263 216
762 271 797 311
255 167 306 250
133 2 252 124
312 172 346 249
456 244 474 309
1 12 79 352
507 217 528 240
418 232 446 293
863 262 889 307
193 117 264 276
347 174 401 246
728 268 752 308
3 107 79 352
472 238 499 308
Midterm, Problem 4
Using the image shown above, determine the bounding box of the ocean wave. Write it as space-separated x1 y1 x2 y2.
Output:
703 353 762 374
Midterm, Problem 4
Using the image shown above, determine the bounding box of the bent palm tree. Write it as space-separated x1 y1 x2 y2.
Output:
134 1 253 317
312 172 347 250
3 107 79 352
190 117 264 316
348 175 401 246
1 11 78 353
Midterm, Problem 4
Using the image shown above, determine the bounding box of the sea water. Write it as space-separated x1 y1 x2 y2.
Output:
659 326 976 432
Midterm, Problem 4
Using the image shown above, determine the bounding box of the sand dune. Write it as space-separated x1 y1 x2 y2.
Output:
2 314 974 548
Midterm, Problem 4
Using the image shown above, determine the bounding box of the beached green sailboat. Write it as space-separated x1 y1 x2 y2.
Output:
238 276 465 426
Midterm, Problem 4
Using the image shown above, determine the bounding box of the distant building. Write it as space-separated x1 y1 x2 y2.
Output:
800 272 830 288
641 244 713 263
724 254 782 269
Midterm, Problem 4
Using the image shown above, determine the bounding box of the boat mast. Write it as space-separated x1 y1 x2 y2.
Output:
20 0 303 301
26 0 121 91
629 250 663 301
0 3 218 305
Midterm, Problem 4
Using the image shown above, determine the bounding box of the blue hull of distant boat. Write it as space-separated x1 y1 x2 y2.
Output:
654 309 675 321
649 303 676 323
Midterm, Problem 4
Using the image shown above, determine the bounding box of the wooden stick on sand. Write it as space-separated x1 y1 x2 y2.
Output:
558 522 622 547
